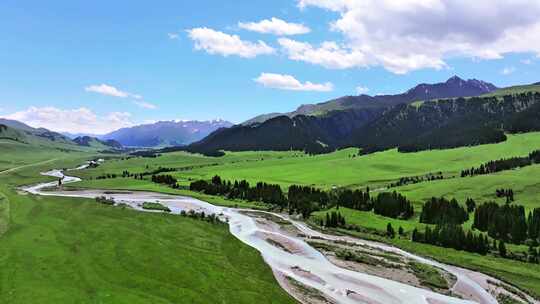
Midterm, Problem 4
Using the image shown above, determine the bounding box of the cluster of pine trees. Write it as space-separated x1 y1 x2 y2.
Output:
190 176 287 207
337 188 372 211
495 188 514 201
151 174 180 188
412 224 490 255
465 198 476 213
461 149 540 177
388 172 444 188
288 185 329 218
419 197 469 225
323 211 346 228
473 202 540 244
372 192 414 219
95 166 177 181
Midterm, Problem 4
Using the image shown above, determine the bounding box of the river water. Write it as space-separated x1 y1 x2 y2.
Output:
21 167 514 304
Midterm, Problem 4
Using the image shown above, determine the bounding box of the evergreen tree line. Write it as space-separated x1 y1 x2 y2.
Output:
323 211 346 228
495 188 514 202
372 192 414 219
151 174 180 188
412 224 490 255
287 185 330 218
189 175 414 219
461 149 540 177
94 166 177 181
388 172 444 188
473 202 532 244
419 197 469 225
190 175 287 207
465 198 476 213
336 188 372 211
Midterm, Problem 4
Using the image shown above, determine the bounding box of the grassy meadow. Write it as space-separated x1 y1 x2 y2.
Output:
67 132 540 298
0 150 295 303
4 131 540 300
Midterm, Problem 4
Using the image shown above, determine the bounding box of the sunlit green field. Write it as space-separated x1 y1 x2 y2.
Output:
76 132 540 193
397 164 540 212
0 153 294 304
5 132 540 300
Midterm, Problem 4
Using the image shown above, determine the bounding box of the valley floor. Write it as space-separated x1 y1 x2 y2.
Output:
0 156 294 304
3 133 540 302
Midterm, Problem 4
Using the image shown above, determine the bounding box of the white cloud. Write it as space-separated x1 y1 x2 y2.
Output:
521 58 533 65
295 0 540 74
238 17 310 35
168 33 179 40
501 66 516 75
356 86 369 95
2 106 133 134
278 38 370 70
254 73 333 92
133 101 158 109
187 27 275 58
85 84 129 98
85 84 156 110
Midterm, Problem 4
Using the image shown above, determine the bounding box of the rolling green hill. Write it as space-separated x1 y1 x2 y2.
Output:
67 132 540 298
0 156 294 304
189 83 540 156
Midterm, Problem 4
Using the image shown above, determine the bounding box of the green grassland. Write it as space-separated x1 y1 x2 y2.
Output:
482 84 540 97
397 164 540 212
76 132 540 192
5 130 540 301
0 152 295 303
0 138 109 172
69 133 540 298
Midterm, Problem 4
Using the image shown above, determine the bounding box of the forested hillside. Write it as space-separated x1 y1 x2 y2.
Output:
188 89 540 156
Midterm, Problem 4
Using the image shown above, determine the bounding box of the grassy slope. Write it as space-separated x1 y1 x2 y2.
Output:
19 132 540 299
398 164 540 211
70 134 540 298
75 132 540 192
0 153 295 304
0 137 108 172
481 84 540 97
181 133 540 190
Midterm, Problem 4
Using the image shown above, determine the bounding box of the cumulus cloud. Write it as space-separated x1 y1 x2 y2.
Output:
187 27 275 58
2 106 133 134
356 86 369 95
85 84 129 98
278 38 369 69
254 73 333 92
238 17 310 35
295 0 540 74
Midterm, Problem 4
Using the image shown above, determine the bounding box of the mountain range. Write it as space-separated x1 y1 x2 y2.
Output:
244 76 497 125
3 76 539 157
186 77 540 156
0 118 122 151
100 119 233 147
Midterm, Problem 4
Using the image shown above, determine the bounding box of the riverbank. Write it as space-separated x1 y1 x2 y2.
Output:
21 165 538 304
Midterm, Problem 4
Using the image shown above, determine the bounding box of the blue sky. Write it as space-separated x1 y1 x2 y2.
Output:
1 0 539 134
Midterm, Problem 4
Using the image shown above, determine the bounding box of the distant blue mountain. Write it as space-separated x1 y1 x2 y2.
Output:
101 119 233 147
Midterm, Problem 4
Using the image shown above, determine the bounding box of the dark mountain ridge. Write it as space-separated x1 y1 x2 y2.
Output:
0 118 74 144
73 136 123 149
244 76 497 125
189 76 509 155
